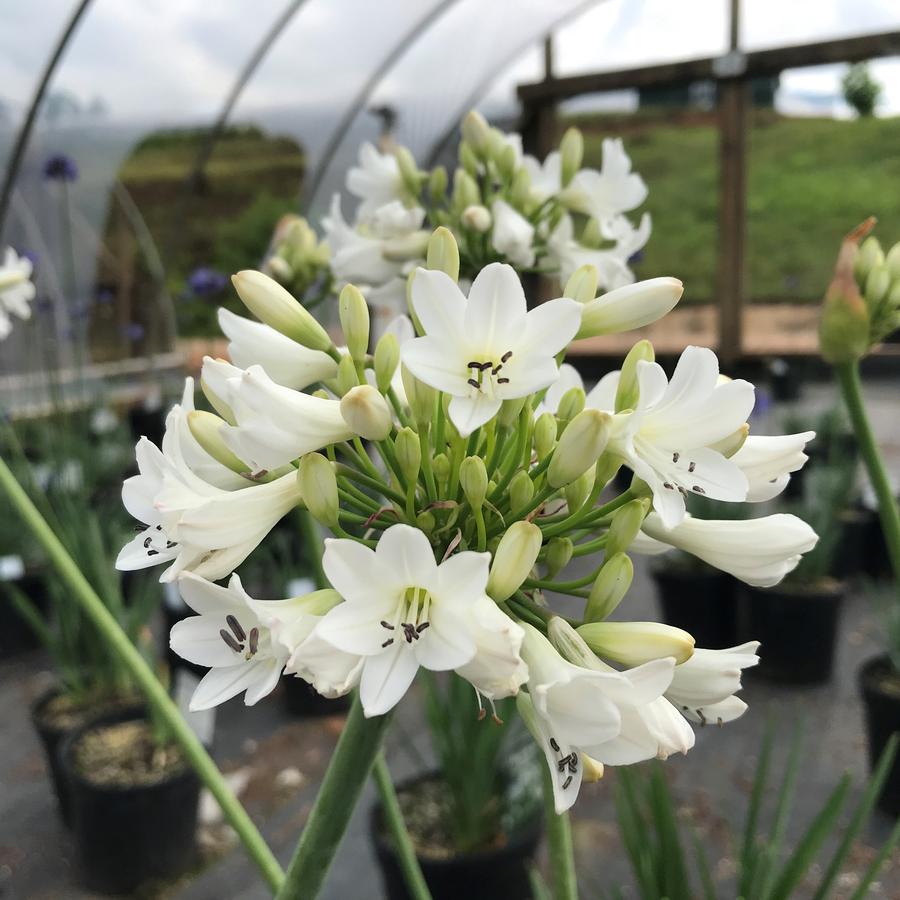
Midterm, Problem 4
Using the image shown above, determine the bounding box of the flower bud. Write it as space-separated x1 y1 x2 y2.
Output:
231 270 332 352
615 340 655 412
547 409 610 489
200 377 235 425
340 385 392 440
416 510 436 533
426 226 460 282
593 454 622 492
297 452 339 528
544 537 573 578
605 498 650 556
432 452 450 485
580 217 603 249
401 364 437 426
820 220 874 364
453 169 481 211
394 146 421 195
266 254 292 283
886 241 900 279
339 283 370 363
854 234 883 283
510 167 531 208
509 469 535 512
498 397 527 428
460 456 488 509
459 141 479 178
428 165 448 203
382 231 430 262
336 353 359 395
564 467 595 515
461 110 490 153
462 204 492 233
395 427 421 482
548 616 598 668
187 410 248 474
560 127 584 187
577 621 694 667
563 265 598 304
533 412 558 461
556 386 586 424
497 144 517 180
865 263 891 310
374 332 400 394
487 521 543 601
584 552 633 621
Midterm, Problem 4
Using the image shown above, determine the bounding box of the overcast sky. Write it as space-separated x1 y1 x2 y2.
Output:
2 0 899 127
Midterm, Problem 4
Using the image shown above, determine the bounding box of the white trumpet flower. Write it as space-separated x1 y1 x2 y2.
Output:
346 142 407 221
0 247 35 340
640 512 819 587
313 524 523 717
170 572 342 710
217 307 337 391
577 277 684 339
665 642 760 725
490 199 535 268
402 263 581 436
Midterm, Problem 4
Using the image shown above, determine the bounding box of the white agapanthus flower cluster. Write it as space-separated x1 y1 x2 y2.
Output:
0 247 35 340
119 222 818 813
320 111 653 331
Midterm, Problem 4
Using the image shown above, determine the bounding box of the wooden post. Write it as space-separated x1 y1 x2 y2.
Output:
716 0 746 364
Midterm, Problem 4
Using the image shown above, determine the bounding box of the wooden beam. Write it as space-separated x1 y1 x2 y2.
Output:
517 29 900 102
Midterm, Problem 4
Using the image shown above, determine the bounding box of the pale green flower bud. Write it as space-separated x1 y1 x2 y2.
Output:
416 510 436 533
557 386 586 423
865 264 891 309
510 167 531 208
462 204 492 233
615 340 655 412
497 144 517 180
548 616 598 668
498 397 527 428
580 217 603 249
200 377 235 425
533 412 558 461
509 469 534 512
453 169 481 211
605 498 650 556
266 254 292 283
339 284 370 363
426 227 460 282
428 165 448 203
383 231 431 262
564 467 595 515
374 332 400 394
336 353 359 395
394 146 421 195
231 270 332 352
560 127 584 187
297 452 339 528
461 110 490 153
584 553 633 621
187 410 247 474
395 427 421 483
547 409 610 489
544 537 573 578
432 452 450 485
563 265 598 304
487 521 543 601
886 242 900 280
485 127 506 163
459 142 480 177
460 456 488 510
854 235 883 284
340 385 392 441
821 222 873 364
401 364 437 426
577 621 694 667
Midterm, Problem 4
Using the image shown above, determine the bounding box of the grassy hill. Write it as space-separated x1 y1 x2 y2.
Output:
580 111 900 303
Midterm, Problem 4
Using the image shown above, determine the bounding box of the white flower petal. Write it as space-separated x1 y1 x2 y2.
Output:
360 643 420 716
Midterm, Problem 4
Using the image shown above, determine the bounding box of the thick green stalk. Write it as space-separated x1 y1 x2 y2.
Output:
836 363 900 585
0 456 284 892
372 755 432 900
541 765 578 900
277 696 393 899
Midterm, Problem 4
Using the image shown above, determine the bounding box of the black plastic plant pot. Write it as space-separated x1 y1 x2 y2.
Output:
282 675 351 716
371 774 543 900
743 580 843 685
831 507 870 580
0 570 47 658
652 566 738 649
128 406 166 448
61 711 200 894
859 655 900 816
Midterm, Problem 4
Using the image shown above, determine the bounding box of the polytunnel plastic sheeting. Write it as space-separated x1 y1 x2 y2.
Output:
301 0 604 220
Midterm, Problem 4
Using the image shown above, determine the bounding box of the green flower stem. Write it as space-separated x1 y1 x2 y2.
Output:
388 387 412 428
836 362 900 585
352 437 386 483
371 755 432 900
0 456 285 893
277 696 393 899
298 508 328 590
525 565 601 592
419 429 438 501
335 464 406 506
474 506 488 551
541 765 579 900
540 489 634 539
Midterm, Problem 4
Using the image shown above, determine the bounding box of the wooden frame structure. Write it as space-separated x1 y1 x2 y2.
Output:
518 5 900 363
